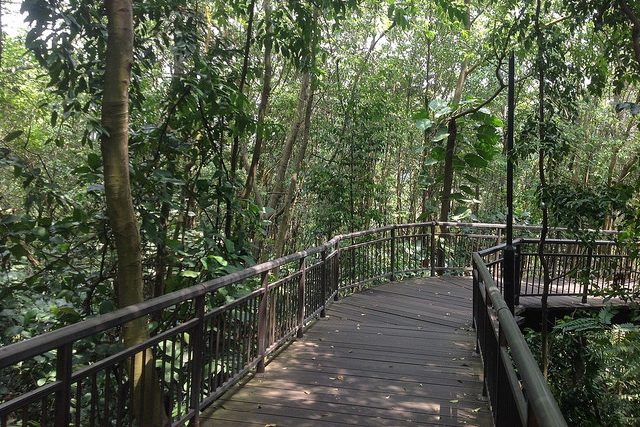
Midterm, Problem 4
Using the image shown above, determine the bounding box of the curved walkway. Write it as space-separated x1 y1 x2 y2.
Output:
203 277 492 426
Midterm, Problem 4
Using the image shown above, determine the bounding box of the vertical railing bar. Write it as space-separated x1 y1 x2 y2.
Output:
256 270 270 373
334 241 340 300
140 347 146 423
390 226 396 281
430 223 436 276
320 247 328 317
189 294 205 426
54 343 72 427
297 256 306 338
75 377 81 427
582 246 593 303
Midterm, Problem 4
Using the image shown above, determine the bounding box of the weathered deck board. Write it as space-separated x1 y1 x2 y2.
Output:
202 276 492 426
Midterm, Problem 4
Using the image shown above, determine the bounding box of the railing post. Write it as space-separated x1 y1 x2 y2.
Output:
54 343 72 427
472 266 478 334
256 271 270 373
582 246 593 304
297 257 306 338
482 286 489 398
190 294 206 426
496 326 519 427
390 226 396 281
320 247 328 318
527 399 540 427
334 242 340 301
430 223 436 277
514 244 522 306
350 238 356 288
504 244 516 314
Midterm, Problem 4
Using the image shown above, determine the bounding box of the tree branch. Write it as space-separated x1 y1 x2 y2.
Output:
618 0 640 67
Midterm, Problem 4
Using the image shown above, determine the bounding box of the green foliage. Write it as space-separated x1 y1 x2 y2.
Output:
526 309 640 426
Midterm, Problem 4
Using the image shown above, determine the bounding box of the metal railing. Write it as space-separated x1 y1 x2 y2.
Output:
473 250 567 427
0 222 619 426
473 236 638 426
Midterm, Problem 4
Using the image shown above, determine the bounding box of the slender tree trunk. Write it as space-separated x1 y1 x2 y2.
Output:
439 118 460 223
439 44 469 222
273 8 318 256
267 72 310 214
231 0 255 175
244 0 273 200
225 0 256 237
436 2 470 272
535 0 552 379
101 1 168 424
420 36 432 220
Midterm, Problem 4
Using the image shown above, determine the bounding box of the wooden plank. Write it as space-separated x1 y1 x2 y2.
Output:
210 398 490 426
202 276 491 426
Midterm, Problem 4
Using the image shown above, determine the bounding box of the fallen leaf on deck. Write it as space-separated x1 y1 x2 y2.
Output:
472 407 482 413
304 390 311 395
449 399 459 403
337 375 344 381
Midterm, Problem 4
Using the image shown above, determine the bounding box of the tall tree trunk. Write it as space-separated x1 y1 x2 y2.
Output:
436 21 469 271
438 35 469 224
273 85 314 257
244 0 273 200
225 0 256 237
267 72 310 214
272 8 318 256
535 0 552 379
101 1 168 424
420 36 433 221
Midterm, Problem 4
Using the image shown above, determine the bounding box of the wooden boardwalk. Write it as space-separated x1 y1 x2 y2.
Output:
202 276 492 426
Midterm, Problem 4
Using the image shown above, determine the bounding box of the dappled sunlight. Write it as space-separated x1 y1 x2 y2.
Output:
204 278 491 426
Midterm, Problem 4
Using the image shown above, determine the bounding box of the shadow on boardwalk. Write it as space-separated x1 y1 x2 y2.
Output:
203 277 492 426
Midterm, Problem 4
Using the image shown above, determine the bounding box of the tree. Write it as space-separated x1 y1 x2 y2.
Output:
101 1 168 424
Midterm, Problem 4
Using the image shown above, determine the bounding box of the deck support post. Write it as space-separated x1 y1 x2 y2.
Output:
320 247 328 318
430 222 436 276
54 343 72 427
256 271 270 373
189 294 206 426
390 226 396 281
297 257 306 338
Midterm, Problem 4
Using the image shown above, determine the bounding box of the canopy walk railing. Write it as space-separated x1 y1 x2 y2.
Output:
480 238 639 302
473 238 638 427
0 222 623 427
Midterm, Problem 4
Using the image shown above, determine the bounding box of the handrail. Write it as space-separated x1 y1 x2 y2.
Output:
473 252 567 426
0 243 328 369
0 221 621 426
